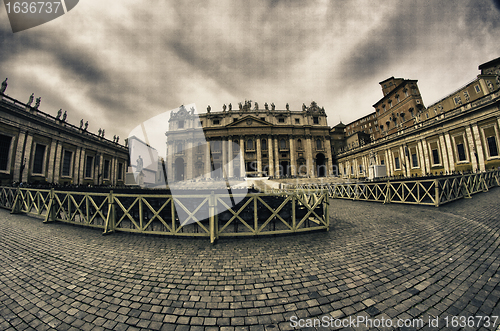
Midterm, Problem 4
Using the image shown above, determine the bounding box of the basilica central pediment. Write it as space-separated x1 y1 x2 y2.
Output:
225 115 273 128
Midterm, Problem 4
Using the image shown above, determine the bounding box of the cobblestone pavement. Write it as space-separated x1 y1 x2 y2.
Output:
1 189 500 331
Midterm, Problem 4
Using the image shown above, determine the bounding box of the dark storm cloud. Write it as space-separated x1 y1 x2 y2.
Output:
493 0 500 11
336 0 500 87
165 0 325 95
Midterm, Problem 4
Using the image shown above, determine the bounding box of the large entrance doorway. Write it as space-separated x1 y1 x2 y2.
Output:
280 161 289 177
175 158 185 181
316 153 326 177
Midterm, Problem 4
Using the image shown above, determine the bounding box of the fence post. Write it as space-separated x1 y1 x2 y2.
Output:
434 179 440 207
43 188 56 222
103 190 115 235
383 181 391 204
10 187 22 214
209 191 216 244
324 190 329 230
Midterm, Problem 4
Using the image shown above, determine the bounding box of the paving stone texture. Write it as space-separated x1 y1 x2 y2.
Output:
1 188 500 330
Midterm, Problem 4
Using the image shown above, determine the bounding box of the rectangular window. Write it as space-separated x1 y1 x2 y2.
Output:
295 118 300 124
178 120 184 129
61 150 73 177
213 119 220 125
104 160 110 179
474 84 481 93
278 118 285 123
430 144 440 165
393 151 400 170
487 136 499 157
457 143 466 161
0 134 12 171
454 135 467 162
85 155 94 178
32 144 46 174
118 163 123 180
484 127 499 157
313 117 319 124
394 156 400 170
410 147 418 168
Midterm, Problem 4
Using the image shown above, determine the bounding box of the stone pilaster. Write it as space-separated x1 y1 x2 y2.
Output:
289 136 295 176
256 136 262 174
438 134 450 173
471 123 485 171
240 137 245 178
444 133 455 172
228 137 234 178
268 136 274 177
205 141 211 179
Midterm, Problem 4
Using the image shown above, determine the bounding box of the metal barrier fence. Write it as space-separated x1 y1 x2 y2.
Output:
0 187 329 243
285 170 500 206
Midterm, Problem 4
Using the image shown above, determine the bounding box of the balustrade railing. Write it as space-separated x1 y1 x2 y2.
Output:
0 187 329 243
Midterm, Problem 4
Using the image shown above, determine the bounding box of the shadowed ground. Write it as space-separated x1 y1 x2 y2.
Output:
1 188 500 330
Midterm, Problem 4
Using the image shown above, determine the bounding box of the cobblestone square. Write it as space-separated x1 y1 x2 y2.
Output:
1 189 500 330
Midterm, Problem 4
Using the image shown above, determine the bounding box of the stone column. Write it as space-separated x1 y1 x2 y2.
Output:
47 140 58 182
268 136 274 177
306 136 314 177
471 123 486 171
274 137 280 178
386 149 393 177
13 131 30 183
53 143 63 183
222 138 228 179
289 136 295 176
186 138 193 180
79 149 86 183
438 134 450 173
421 139 431 172
110 155 116 186
444 133 455 172
73 147 81 185
401 145 410 177
240 137 245 178
417 141 426 174
97 153 104 185
256 136 262 174
325 138 333 176
205 140 211 178
465 126 478 171
228 137 234 178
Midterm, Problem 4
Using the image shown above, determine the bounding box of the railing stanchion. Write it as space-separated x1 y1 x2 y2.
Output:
209 191 216 244
11 187 22 214
44 188 55 222
104 190 115 235
434 179 440 207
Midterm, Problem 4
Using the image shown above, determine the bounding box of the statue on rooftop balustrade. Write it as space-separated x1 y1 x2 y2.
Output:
56 109 62 119
62 111 67 122
34 97 41 109
27 93 34 106
1 78 7 93
286 103 289 111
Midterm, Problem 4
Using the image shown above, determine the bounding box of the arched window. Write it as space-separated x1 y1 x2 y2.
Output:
261 139 267 150
247 139 254 150
280 139 287 150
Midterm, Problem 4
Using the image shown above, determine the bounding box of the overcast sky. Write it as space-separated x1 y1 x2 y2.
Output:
1 0 500 144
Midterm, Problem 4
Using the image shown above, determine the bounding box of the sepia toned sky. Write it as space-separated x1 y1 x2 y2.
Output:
1 0 500 143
